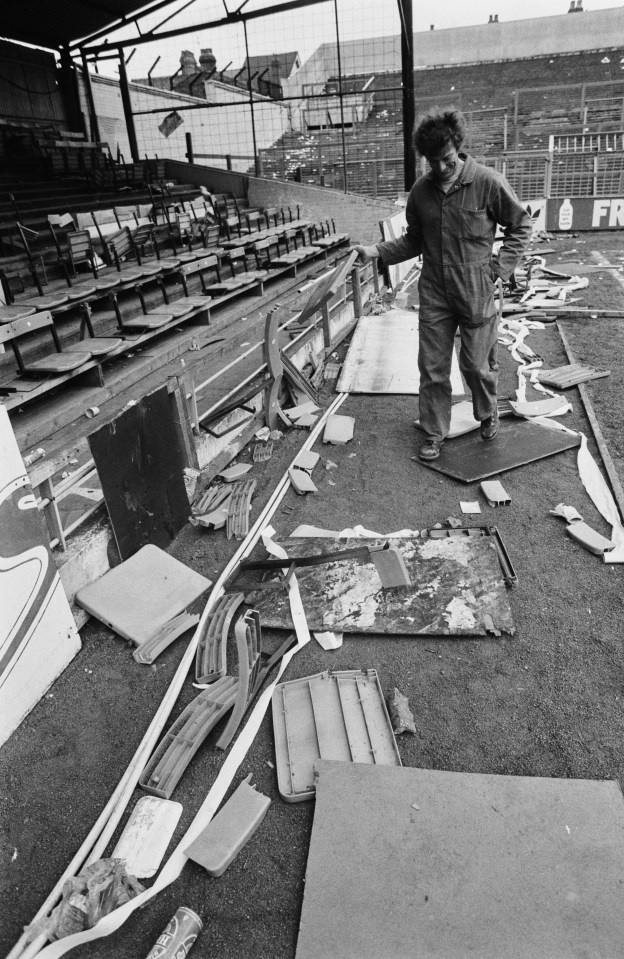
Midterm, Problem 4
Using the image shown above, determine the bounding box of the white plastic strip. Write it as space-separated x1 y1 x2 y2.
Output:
13 393 348 959
577 435 624 563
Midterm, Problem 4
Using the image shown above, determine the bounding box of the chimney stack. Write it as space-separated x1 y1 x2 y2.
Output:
180 50 198 76
199 48 217 75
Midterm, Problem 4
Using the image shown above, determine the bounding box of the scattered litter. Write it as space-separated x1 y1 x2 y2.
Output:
293 413 319 429
368 543 412 587
227 479 256 539
266 760 275 769
550 503 583 524
193 484 232 516
133 612 199 664
253 440 274 462
509 397 571 418
85 406 100 418
289 467 318 495
323 362 342 380
184 775 271 876
325 459 338 471
460 501 481 514
323 414 355 445
535 364 610 389
11 847 17 862
480 480 511 507
183 467 201 501
566 522 614 556
23 447 46 468
269 429 283 441
284 401 319 422
25 859 144 943
314 631 343 650
444 516 463 528
110 796 183 878
387 687 416 735
411 803 420 811
255 426 271 441
75 545 211 646
272 669 401 802
219 463 253 483
292 450 320 474
348 452 357 458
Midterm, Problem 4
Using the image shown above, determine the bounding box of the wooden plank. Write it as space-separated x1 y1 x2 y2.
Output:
337 312 464 395
88 385 191 560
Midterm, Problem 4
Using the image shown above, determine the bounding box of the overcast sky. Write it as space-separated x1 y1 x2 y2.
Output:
93 0 624 79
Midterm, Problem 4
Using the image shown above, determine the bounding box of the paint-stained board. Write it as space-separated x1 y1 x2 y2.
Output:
242 536 514 636
88 386 190 560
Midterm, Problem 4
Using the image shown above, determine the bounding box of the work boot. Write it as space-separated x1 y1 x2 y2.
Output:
418 439 443 461
480 412 499 442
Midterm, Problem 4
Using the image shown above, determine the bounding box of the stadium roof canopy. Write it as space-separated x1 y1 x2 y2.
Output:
2 0 164 52
2 0 329 55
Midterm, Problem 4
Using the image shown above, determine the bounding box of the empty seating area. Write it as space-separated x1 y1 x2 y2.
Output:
256 47 624 197
0 168 350 415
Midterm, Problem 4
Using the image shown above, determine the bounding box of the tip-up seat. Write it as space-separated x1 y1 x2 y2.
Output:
0 310 93 375
119 313 173 330
64 337 122 355
0 305 37 321
22 293 70 309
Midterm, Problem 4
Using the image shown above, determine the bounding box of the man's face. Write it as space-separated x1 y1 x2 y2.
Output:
426 142 460 183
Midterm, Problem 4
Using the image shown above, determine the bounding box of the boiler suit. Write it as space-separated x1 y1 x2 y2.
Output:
377 154 532 442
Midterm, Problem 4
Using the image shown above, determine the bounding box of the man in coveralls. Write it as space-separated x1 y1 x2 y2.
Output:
355 109 532 460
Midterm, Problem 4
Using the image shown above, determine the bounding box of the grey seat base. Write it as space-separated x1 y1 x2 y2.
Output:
24 351 92 373
120 313 173 330
65 337 122 355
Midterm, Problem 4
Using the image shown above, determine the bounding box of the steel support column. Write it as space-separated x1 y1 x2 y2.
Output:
118 49 139 163
243 20 260 178
58 46 86 135
398 0 415 191
81 53 101 143
333 0 348 192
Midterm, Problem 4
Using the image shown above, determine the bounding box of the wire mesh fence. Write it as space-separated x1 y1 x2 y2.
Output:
83 0 624 203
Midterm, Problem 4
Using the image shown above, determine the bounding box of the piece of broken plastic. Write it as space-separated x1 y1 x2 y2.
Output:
566 521 614 556
110 796 183 878
550 502 583 524
323 414 355 445
480 480 511 507
218 463 253 483
289 467 318 495
184 775 270 876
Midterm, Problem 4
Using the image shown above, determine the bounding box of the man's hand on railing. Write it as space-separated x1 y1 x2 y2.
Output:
353 244 379 264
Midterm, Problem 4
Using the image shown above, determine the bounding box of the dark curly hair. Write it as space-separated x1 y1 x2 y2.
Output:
413 108 466 158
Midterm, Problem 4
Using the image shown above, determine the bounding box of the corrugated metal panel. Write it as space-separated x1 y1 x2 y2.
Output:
0 41 64 124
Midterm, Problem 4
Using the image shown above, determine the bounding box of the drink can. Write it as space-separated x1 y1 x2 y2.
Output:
145 906 203 958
